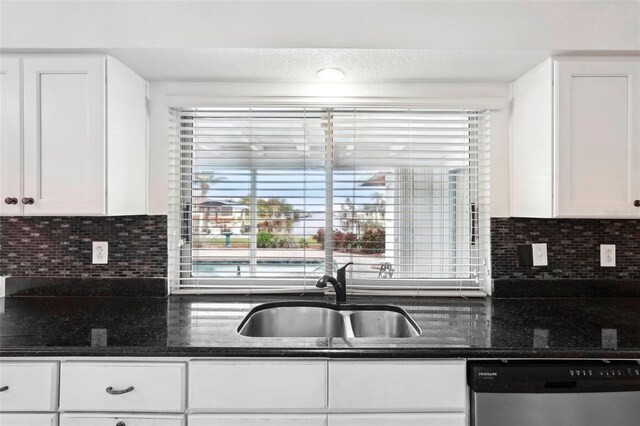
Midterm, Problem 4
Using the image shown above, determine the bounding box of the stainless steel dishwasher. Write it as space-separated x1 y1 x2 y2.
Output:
469 360 640 426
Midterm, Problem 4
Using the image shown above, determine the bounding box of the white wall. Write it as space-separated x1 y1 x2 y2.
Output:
2 1 638 50
147 81 512 217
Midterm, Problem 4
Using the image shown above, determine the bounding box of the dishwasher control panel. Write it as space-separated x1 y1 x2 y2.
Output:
469 360 640 393
569 366 640 378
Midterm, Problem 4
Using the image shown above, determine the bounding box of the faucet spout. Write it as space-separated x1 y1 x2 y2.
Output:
315 274 346 304
337 262 354 287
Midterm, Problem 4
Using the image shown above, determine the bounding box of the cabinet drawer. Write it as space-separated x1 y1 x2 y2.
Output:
328 413 466 426
328 360 466 411
189 360 326 411
60 414 183 426
0 413 57 426
59 362 185 412
189 414 327 426
0 362 58 411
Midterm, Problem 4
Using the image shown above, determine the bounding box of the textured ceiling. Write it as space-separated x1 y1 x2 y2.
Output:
107 48 555 83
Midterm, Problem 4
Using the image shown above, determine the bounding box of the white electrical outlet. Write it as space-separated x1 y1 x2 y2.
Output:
600 244 616 267
92 241 108 264
532 243 548 266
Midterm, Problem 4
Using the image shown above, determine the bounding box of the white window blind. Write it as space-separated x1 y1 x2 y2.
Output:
169 107 490 296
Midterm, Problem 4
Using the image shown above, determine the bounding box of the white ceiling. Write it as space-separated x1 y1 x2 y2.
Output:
107 48 555 83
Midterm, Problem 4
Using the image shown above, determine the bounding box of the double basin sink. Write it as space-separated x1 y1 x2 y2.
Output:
238 301 421 338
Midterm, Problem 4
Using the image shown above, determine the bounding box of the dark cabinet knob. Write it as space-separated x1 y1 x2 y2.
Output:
4 197 18 205
21 197 34 205
116 422 126 426
634 200 640 207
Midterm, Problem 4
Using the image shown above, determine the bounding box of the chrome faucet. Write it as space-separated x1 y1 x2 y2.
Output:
316 262 353 304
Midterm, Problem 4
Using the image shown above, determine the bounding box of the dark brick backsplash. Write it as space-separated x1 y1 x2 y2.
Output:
3 215 638 284
0 216 167 278
491 218 640 280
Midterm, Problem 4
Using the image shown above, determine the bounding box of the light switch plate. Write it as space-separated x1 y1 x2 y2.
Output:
92 241 108 264
532 243 548 266
600 244 616 267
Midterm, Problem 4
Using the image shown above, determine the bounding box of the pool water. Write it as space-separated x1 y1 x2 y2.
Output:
193 262 325 277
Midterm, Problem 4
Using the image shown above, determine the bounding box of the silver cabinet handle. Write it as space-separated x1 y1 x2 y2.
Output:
0 386 8 392
105 386 134 395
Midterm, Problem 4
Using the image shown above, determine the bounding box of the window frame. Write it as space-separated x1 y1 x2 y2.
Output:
168 103 491 296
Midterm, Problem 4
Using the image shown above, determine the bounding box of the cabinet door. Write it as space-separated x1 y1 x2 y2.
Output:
23 57 105 215
0 362 58 411
555 60 640 218
328 413 466 426
0 56 22 215
189 414 327 426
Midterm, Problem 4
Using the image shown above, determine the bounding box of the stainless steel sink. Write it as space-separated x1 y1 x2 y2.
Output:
349 310 421 338
237 305 345 337
238 302 421 338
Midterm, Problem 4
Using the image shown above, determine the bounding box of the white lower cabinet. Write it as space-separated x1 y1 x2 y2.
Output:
328 413 467 426
0 362 58 411
189 360 327 411
59 362 185 412
328 360 466 412
59 414 184 426
0 413 57 426
1 358 468 425
189 414 327 426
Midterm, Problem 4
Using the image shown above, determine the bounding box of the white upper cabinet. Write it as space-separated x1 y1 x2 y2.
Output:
511 58 640 218
555 60 640 218
0 55 148 216
0 57 22 216
23 57 106 215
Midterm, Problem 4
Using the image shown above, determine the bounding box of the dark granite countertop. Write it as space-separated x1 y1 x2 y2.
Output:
1 295 639 359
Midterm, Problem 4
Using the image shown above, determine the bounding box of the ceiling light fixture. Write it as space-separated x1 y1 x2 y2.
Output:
317 68 345 82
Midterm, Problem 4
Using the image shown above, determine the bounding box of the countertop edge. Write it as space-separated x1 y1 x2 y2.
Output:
2 347 639 359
